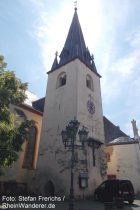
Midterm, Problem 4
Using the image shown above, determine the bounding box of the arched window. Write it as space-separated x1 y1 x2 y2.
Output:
22 126 37 169
14 108 27 120
86 75 94 91
56 72 66 88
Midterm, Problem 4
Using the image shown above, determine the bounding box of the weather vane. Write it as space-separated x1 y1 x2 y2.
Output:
74 1 77 10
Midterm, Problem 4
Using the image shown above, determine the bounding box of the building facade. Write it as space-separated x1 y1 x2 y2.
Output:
0 103 42 194
106 137 140 196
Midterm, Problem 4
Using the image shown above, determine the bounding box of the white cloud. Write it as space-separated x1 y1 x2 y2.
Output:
111 28 140 77
111 51 140 77
30 0 71 72
126 28 140 48
25 90 38 105
95 2 140 135
101 25 140 104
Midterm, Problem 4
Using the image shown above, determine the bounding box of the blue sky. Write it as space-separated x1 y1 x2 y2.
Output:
0 0 140 136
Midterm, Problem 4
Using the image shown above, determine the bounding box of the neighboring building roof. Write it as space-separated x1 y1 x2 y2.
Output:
32 97 45 113
107 136 139 146
20 103 43 116
103 116 128 144
49 8 99 76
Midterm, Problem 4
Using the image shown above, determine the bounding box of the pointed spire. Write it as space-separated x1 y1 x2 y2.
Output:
48 7 99 76
59 8 86 65
58 8 97 73
51 51 58 71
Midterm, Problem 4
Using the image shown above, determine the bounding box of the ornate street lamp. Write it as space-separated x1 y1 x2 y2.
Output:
61 118 88 210
78 126 89 146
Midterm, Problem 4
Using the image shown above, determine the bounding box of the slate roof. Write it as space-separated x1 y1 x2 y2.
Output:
103 116 128 144
19 103 43 116
32 97 45 113
107 136 139 146
50 8 98 76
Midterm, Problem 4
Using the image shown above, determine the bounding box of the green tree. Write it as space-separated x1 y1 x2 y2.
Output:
0 55 34 168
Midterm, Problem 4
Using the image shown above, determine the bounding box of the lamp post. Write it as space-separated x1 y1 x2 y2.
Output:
61 118 88 210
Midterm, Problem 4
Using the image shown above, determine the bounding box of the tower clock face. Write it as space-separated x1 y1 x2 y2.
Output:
87 100 95 115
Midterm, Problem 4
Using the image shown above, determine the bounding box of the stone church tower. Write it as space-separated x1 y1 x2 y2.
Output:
35 8 106 198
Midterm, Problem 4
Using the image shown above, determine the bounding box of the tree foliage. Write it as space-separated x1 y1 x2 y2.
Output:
0 55 34 167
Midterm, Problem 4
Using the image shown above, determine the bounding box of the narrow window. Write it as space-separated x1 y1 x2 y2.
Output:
22 126 37 169
86 75 94 91
61 74 66 86
86 79 90 88
56 72 66 88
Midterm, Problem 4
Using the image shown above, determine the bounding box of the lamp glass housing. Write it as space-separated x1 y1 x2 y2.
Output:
78 127 88 144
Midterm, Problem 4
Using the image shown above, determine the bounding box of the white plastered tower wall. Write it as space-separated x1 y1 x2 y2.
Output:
35 58 106 198
76 59 106 196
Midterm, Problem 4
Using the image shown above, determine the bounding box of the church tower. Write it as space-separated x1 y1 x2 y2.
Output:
36 8 106 197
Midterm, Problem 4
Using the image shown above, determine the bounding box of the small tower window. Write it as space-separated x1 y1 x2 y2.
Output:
86 75 93 91
56 72 66 88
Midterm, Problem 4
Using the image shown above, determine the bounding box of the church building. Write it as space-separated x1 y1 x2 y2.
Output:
0 7 134 198
34 7 106 198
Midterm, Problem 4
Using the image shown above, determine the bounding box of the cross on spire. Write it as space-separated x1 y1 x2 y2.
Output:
74 1 77 10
